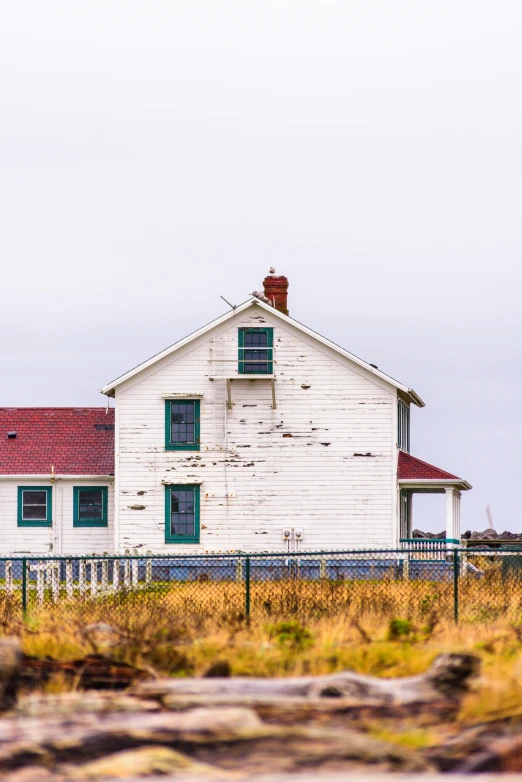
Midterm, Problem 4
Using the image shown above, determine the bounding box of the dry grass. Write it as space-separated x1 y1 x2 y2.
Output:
1 574 522 725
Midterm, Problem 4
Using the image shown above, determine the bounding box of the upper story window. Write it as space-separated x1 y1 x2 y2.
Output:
238 327 273 374
73 486 108 527
398 400 410 452
17 486 52 527
165 399 200 451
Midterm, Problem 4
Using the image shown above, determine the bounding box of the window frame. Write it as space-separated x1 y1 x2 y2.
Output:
238 327 274 375
165 399 201 451
397 400 410 452
17 486 53 527
73 486 109 528
164 484 200 544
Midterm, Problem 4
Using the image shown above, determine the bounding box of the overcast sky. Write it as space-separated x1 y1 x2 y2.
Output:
1 1 521 532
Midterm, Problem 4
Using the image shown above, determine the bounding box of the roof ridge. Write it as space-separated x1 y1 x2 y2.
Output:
0 407 113 411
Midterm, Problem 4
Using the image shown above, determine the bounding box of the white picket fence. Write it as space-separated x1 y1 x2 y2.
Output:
1 552 153 605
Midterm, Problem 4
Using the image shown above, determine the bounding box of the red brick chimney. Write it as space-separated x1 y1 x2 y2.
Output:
263 273 289 315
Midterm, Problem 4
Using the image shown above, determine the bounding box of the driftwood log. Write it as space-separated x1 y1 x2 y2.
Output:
20 653 151 690
0 706 432 775
0 642 483 779
133 653 479 705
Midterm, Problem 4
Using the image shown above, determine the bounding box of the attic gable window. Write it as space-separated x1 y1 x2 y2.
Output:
238 327 273 374
165 400 200 451
18 487 52 527
398 400 410 453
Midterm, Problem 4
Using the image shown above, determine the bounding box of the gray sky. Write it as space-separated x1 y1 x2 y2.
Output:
1 1 521 532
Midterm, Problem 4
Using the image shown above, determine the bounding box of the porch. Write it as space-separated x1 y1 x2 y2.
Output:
397 451 472 548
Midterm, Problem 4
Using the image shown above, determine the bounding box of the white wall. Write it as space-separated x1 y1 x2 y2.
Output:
0 479 114 556
115 304 398 553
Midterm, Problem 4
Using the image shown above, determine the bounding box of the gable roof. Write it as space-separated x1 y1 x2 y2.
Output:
398 451 471 489
0 408 114 476
100 298 424 406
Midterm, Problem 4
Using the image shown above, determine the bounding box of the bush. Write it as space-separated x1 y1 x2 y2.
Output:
266 620 314 651
387 618 412 641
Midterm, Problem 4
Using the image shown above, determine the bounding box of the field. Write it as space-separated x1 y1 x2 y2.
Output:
2 571 522 740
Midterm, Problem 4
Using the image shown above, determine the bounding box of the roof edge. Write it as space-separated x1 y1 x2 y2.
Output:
100 298 424 403
0 474 114 481
398 478 472 491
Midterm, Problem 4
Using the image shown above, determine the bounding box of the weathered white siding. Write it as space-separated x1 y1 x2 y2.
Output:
59 482 114 555
115 304 398 553
0 479 114 556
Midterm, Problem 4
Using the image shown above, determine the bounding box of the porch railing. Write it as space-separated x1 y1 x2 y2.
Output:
400 538 459 560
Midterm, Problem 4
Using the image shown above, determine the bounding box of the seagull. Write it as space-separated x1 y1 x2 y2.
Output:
269 266 275 274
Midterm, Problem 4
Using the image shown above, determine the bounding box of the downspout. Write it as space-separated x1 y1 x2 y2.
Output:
114 393 119 554
51 465 58 554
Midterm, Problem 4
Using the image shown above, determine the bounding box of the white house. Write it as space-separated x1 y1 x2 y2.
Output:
0 273 471 556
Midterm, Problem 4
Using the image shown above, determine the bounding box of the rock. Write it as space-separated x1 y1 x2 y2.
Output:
498 531 522 541
64 746 223 779
80 624 122 654
471 528 497 539
412 530 445 539
203 661 231 678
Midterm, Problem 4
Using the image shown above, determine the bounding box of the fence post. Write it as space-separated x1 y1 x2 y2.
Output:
66 560 73 598
22 558 27 619
5 562 13 595
453 548 459 624
245 557 250 622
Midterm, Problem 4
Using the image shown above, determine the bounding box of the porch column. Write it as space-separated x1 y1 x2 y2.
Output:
445 488 461 543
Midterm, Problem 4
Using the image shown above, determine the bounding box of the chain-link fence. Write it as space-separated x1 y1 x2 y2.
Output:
1 547 522 624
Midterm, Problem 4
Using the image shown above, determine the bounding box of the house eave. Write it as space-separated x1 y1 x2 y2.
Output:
100 297 423 403
398 478 472 491
0 475 114 481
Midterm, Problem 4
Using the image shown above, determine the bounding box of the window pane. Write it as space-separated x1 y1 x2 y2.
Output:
242 331 270 373
78 489 103 520
22 491 47 520
170 488 196 537
170 402 196 444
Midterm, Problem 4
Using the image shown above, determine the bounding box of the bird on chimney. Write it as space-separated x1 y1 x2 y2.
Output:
269 267 275 275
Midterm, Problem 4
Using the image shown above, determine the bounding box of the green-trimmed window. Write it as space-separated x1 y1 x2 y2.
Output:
165 484 200 544
73 486 108 527
165 400 200 451
238 327 273 374
18 486 52 527
398 400 410 452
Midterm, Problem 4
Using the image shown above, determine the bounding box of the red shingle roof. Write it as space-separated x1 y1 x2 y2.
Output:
398 450 460 481
0 408 114 475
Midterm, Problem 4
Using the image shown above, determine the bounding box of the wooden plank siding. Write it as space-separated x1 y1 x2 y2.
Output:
115 305 398 553
0 481 114 556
